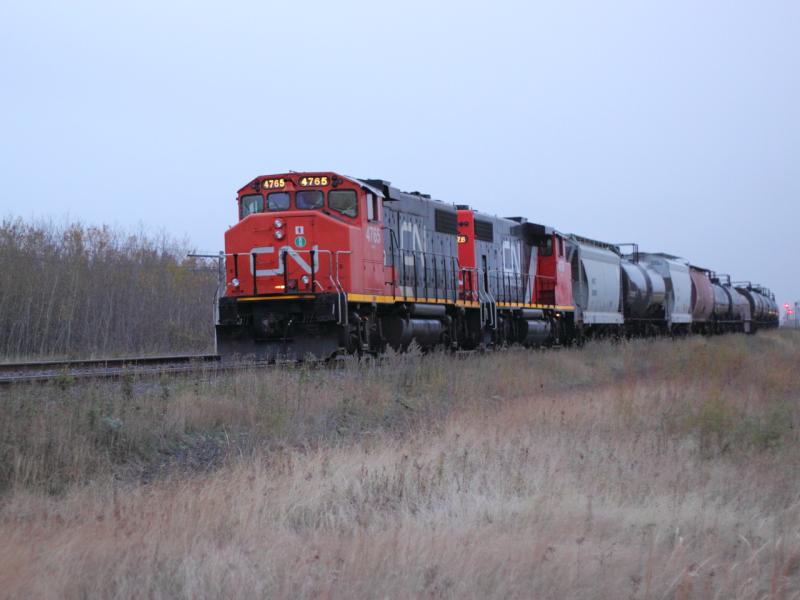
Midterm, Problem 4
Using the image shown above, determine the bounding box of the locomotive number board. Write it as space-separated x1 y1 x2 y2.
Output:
299 176 329 187
262 178 286 189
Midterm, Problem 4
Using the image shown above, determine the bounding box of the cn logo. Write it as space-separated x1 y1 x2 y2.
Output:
249 245 319 276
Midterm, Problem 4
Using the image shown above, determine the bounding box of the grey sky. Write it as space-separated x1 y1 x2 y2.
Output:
2 1 798 309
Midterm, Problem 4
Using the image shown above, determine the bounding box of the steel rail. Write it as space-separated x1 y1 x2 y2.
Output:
0 344 550 387
0 354 219 373
0 354 225 386
0 352 359 386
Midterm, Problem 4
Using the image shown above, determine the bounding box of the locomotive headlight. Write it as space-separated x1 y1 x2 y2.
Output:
231 278 240 287
301 275 310 285
275 229 285 240
274 218 284 228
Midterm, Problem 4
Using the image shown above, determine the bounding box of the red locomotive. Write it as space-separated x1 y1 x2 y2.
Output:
216 171 778 360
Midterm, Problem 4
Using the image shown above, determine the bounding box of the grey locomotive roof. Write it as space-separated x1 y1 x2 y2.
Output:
357 178 441 204
352 177 386 199
360 177 534 226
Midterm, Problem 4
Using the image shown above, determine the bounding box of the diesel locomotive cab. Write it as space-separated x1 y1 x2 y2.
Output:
226 174 362 297
217 173 382 360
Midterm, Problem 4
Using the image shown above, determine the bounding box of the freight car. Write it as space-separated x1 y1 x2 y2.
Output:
733 282 780 331
215 171 779 360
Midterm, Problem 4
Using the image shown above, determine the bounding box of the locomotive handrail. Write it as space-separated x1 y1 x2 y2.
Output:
480 269 559 306
485 268 528 305
393 246 463 261
187 252 227 334
334 251 352 326
233 247 557 315
481 277 498 329
232 248 350 324
226 247 330 289
391 247 464 303
485 269 525 305
383 226 400 300
315 249 343 323
458 266 481 302
533 274 557 306
279 247 351 325
466 266 497 329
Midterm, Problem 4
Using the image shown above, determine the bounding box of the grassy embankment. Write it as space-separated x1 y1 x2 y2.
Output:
1 332 799 599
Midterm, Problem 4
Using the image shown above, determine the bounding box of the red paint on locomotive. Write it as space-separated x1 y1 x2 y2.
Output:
456 208 478 301
534 233 573 308
224 172 389 300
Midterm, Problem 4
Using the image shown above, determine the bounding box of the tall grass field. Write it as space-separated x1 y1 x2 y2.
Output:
1 332 799 599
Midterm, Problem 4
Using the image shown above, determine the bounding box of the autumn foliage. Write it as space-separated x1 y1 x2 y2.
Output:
0 218 217 359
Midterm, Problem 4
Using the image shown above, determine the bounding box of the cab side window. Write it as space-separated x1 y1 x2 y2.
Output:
366 193 380 221
328 190 358 218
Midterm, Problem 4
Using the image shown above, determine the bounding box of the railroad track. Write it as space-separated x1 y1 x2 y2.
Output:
0 344 558 386
0 354 229 385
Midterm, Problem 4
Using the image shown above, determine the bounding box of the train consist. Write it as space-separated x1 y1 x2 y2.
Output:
216 172 779 359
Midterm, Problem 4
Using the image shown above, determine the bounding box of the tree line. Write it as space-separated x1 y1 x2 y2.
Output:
0 218 219 360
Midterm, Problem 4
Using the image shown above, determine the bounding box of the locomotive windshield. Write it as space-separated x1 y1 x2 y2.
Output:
267 192 290 211
297 190 324 209
240 194 263 218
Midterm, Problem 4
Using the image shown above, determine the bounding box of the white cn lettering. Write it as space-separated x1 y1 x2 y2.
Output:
399 220 426 268
249 245 319 276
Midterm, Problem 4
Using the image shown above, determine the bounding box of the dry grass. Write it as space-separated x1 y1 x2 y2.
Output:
1 332 799 599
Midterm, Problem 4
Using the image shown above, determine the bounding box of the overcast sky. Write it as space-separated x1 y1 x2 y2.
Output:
2 1 798 309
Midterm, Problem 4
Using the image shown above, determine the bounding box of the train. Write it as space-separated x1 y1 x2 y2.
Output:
215 171 779 360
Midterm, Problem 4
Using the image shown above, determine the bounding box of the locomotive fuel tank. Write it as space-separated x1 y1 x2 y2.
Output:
620 260 666 318
382 304 447 349
517 319 551 346
382 317 444 349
